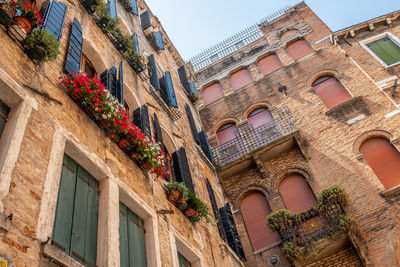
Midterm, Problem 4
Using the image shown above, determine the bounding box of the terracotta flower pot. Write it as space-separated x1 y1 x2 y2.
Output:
118 138 130 150
69 90 83 101
0 5 16 26
85 106 93 116
130 150 141 161
168 190 180 202
9 16 32 42
140 161 151 171
184 208 196 217
98 119 111 129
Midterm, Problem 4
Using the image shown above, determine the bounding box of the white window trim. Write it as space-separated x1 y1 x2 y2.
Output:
0 69 38 213
36 124 161 266
359 32 400 68
169 227 203 267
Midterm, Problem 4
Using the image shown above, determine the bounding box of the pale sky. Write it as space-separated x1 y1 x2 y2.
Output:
144 0 400 60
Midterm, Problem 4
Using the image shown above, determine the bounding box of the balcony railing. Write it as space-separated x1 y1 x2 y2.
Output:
211 107 296 167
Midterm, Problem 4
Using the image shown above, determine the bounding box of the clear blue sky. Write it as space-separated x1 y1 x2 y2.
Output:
144 0 400 60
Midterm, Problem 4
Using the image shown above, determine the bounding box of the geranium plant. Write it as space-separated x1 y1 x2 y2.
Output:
60 72 168 179
21 2 43 28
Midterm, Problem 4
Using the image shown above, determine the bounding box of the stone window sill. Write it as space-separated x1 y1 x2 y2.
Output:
42 243 84 267
380 185 400 198
325 96 363 116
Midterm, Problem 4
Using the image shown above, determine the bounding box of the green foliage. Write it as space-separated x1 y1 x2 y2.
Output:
317 185 349 211
187 190 211 221
267 209 292 231
189 90 198 102
166 182 189 201
23 29 60 61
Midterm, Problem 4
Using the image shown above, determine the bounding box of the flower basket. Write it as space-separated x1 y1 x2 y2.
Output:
0 4 16 26
69 90 83 101
98 119 111 129
9 16 31 41
23 29 60 62
184 208 196 217
85 106 94 116
168 190 181 202
176 202 188 212
130 150 140 161
26 43 47 61
118 138 130 150
139 161 151 171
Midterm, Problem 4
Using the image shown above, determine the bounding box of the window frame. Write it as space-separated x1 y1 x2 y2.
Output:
359 32 400 68
81 54 97 78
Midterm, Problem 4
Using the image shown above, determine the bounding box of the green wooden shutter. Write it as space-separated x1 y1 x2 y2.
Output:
119 203 130 267
367 37 400 65
119 202 147 267
0 100 10 138
178 252 191 267
52 155 78 253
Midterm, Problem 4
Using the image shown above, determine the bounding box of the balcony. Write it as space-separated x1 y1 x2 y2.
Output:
267 187 361 264
211 107 298 170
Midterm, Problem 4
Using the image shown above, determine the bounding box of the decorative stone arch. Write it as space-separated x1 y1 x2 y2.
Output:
227 65 250 78
271 167 313 194
243 102 274 120
277 27 299 40
233 184 272 210
213 118 241 136
353 129 394 160
199 80 221 93
81 37 108 75
306 69 341 88
160 126 178 154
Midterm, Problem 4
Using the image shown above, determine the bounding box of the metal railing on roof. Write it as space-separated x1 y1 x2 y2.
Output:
187 5 292 71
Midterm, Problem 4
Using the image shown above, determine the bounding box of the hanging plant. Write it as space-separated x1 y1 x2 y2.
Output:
23 29 60 62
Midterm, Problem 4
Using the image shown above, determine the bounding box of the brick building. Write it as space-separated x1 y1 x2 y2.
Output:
0 0 399 266
192 2 400 267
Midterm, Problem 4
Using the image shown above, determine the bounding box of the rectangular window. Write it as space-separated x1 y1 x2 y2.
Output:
119 202 147 267
178 252 191 267
0 100 10 138
52 154 99 266
366 37 400 66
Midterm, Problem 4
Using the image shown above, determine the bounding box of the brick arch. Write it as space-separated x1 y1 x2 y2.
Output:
212 118 240 136
81 37 108 75
227 66 250 78
160 126 178 154
242 102 273 120
279 28 299 40
306 69 341 88
199 80 221 93
271 167 313 194
233 184 272 210
353 130 393 159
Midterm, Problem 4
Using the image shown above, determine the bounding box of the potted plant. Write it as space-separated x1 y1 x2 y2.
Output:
10 1 43 41
166 182 189 202
185 190 210 223
23 29 60 62
189 89 198 103
120 0 132 12
114 30 132 53
126 49 147 73
0 0 18 26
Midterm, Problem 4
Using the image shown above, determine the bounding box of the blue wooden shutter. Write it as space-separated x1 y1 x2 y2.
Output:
189 82 197 94
132 33 139 54
153 32 164 50
130 0 138 15
0 100 10 138
52 155 77 254
177 66 190 93
147 54 160 90
159 71 178 108
219 204 246 261
100 67 118 98
70 166 98 266
153 113 163 144
133 105 151 140
140 11 151 30
43 0 67 41
172 147 194 191
64 18 83 74
108 0 117 19
117 62 124 105
198 128 213 162
185 104 199 144
206 179 225 241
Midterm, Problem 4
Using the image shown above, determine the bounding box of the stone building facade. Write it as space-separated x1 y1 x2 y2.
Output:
0 0 244 266
195 2 400 267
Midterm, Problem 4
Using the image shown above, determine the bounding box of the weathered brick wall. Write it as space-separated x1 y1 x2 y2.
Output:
305 246 363 267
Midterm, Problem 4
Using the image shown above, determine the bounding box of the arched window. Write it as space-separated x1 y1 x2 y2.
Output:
240 192 280 251
229 69 252 90
286 39 313 60
279 174 316 213
216 123 238 145
248 108 274 129
360 137 400 189
312 75 351 109
257 54 282 75
201 82 224 105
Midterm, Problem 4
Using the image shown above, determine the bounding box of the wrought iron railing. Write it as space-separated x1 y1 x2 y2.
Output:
211 107 296 167
187 5 292 71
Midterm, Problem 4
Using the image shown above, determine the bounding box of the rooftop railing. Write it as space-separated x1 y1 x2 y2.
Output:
212 107 296 167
